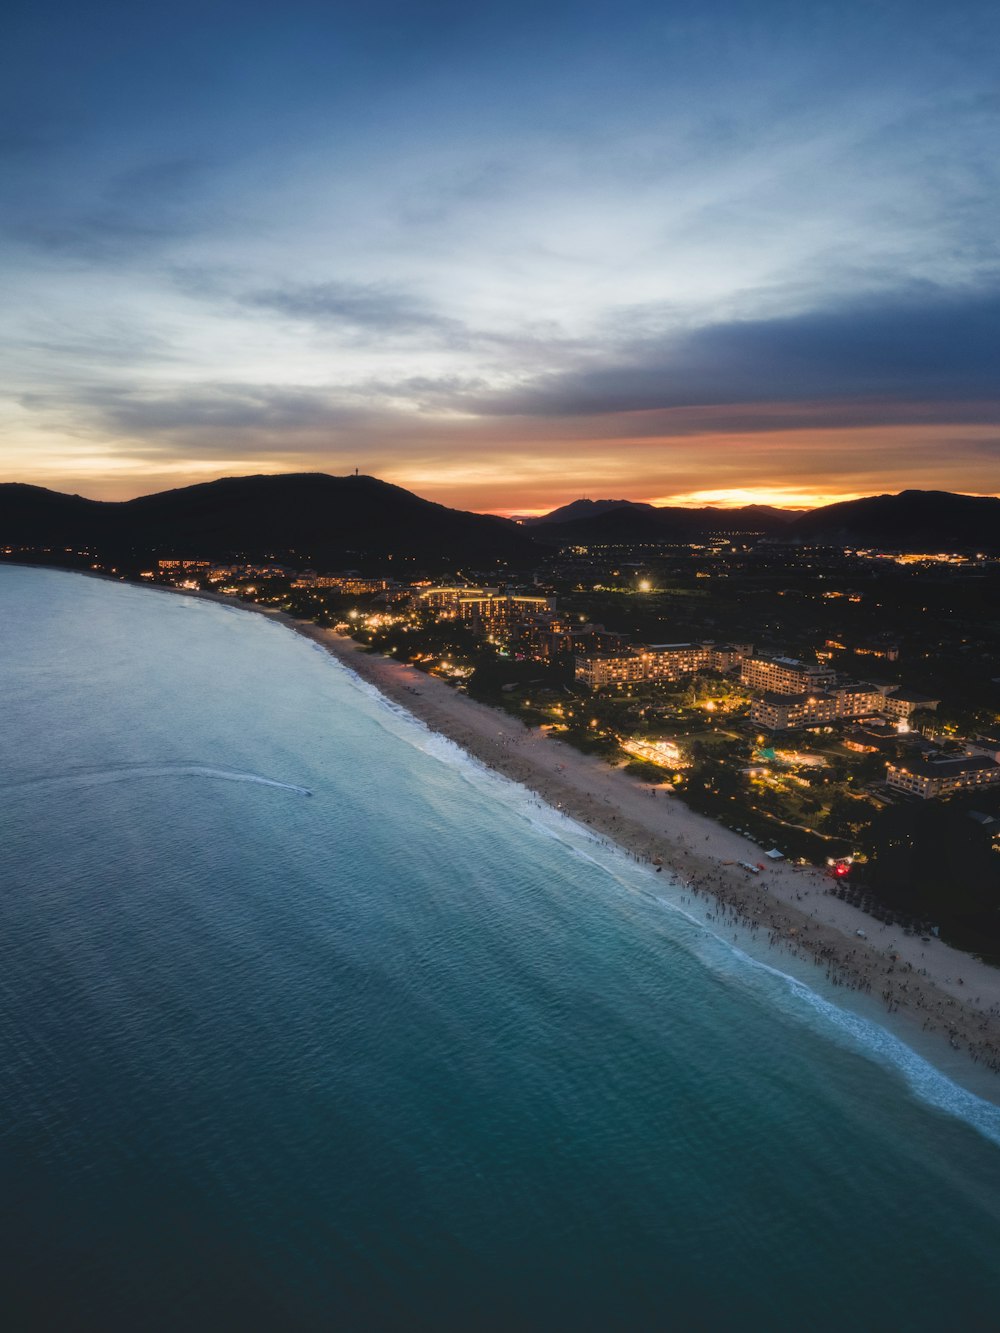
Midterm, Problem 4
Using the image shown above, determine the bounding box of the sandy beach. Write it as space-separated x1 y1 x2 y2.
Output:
284 621 1000 1075
136 580 1000 1080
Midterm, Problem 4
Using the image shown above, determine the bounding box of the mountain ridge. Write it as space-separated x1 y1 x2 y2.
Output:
0 472 535 570
2 475 998 563
526 489 1000 550
780 489 1000 551
522 498 656 525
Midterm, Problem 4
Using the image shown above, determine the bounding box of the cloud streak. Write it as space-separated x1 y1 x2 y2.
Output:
246 281 466 342
463 286 1000 418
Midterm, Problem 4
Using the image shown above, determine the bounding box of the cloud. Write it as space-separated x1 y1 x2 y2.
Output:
463 285 1000 418
3 1 998 507
246 280 465 340
77 384 380 439
3 156 214 262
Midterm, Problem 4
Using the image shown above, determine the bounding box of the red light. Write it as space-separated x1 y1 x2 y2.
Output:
835 863 849 876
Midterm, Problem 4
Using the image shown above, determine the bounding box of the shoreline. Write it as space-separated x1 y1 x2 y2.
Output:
292 625 1000 1077
24 567 1000 1086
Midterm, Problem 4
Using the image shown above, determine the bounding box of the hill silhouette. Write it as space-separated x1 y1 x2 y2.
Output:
3 477 998 567
781 490 1000 552
529 501 794 544
0 473 535 570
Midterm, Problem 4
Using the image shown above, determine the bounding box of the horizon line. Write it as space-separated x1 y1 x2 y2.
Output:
5 470 1000 517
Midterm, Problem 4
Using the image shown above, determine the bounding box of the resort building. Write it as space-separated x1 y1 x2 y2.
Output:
740 655 836 695
880 689 941 721
575 642 751 691
843 726 896 754
513 620 628 662
885 756 1000 800
456 593 557 641
417 586 496 613
292 575 391 593
750 683 889 731
575 652 649 691
966 736 1000 764
415 586 557 643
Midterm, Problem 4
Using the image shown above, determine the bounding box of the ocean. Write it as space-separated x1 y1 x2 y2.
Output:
2 564 1000 1331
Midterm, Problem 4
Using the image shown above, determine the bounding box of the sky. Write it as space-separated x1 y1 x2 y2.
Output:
2 0 998 513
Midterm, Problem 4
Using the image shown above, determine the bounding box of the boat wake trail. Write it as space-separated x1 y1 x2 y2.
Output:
3 763 312 797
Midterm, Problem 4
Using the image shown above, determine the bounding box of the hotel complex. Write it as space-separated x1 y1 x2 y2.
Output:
739 655 836 695
750 684 891 731
135 567 996 814
885 755 1000 799
575 645 936 735
575 642 751 691
737 656 940 733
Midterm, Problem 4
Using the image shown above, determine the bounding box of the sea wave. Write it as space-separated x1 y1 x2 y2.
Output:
326 645 1000 1147
716 939 1000 1147
1 763 312 797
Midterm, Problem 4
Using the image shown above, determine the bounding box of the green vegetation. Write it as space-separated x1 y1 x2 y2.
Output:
623 758 669 782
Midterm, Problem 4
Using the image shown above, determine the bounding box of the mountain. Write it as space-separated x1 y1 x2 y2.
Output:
0 483 115 546
781 490 1000 553
5 478 997 568
530 502 796 544
523 498 656 525
0 473 536 571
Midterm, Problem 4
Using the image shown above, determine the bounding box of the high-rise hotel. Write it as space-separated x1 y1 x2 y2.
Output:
739 655 836 695
575 642 752 691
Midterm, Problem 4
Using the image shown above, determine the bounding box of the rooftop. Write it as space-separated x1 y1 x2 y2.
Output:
890 755 1000 778
760 690 824 705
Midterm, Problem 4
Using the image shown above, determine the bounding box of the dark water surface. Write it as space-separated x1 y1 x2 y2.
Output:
2 566 1000 1331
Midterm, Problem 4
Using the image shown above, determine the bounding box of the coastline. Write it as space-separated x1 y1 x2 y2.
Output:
52 571 1000 1083
296 626 1000 1067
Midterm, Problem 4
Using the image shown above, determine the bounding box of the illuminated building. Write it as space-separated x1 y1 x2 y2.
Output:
418 586 558 646
511 619 627 662
575 642 751 691
457 592 555 620
417 586 496 613
886 756 1000 799
292 575 390 592
750 684 889 731
966 736 1000 763
880 690 940 721
206 563 292 581
456 593 556 640
575 653 647 691
740 655 836 695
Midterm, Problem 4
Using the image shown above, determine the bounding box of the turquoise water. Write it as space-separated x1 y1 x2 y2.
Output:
2 565 1000 1331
